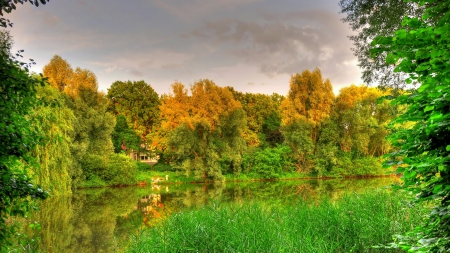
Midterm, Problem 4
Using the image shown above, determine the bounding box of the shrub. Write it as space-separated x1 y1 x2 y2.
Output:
105 153 138 186
136 161 151 172
242 145 293 178
80 154 106 180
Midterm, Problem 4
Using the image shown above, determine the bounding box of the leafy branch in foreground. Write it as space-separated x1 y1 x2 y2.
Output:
0 0 49 28
0 30 48 249
372 0 450 251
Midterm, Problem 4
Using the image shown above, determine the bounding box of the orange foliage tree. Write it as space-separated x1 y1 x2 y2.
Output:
281 68 334 143
159 80 246 179
335 85 392 157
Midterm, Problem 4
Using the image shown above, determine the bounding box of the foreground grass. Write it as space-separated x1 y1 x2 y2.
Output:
127 190 427 253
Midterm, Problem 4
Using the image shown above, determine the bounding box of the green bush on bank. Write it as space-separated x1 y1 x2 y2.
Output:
126 191 428 253
80 153 137 187
242 145 294 179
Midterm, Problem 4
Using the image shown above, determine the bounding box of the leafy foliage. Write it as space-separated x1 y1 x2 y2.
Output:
0 30 48 248
29 84 76 195
161 80 246 180
372 0 450 251
107 80 160 147
0 0 49 28
228 88 284 148
111 114 139 154
339 0 424 89
42 55 116 187
242 145 293 178
281 68 334 143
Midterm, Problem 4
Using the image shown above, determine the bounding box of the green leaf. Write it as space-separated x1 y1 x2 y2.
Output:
418 83 430 92
433 184 443 193
430 113 443 121
446 145 450 151
424 105 434 112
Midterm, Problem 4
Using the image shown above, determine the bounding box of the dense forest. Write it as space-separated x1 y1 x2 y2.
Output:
22 51 398 194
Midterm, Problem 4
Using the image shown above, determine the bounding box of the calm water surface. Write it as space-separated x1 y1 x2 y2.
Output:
25 177 399 252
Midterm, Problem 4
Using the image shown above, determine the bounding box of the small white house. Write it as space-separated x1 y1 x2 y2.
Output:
129 151 159 165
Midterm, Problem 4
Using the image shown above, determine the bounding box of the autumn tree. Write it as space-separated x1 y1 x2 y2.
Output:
279 68 334 172
335 85 392 157
281 68 334 143
42 57 115 185
228 88 284 147
42 55 73 92
161 80 246 179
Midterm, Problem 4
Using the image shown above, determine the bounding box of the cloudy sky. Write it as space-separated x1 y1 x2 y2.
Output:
6 0 362 96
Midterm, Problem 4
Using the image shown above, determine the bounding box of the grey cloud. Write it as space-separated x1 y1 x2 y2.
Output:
131 69 144 77
189 10 357 85
153 0 262 21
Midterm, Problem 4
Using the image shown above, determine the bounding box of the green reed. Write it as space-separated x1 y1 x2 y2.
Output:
126 190 427 253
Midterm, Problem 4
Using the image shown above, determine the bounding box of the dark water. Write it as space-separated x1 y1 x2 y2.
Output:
23 177 399 253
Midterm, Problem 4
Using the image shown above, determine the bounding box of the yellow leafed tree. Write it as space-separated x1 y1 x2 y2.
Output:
281 68 334 142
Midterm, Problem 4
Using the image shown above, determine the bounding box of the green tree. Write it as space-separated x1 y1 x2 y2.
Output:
339 0 424 89
314 118 340 176
372 0 450 250
227 88 284 148
0 30 48 248
111 114 139 154
335 85 392 157
42 59 116 185
282 119 314 172
107 80 160 156
29 84 76 194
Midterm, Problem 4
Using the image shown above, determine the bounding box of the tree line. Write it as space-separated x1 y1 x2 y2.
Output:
28 53 397 191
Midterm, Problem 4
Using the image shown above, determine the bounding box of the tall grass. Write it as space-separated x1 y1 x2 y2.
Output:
127 190 427 253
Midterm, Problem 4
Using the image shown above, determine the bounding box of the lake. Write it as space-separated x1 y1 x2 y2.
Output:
23 177 399 252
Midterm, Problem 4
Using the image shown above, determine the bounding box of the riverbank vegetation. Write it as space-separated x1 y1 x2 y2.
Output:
126 190 429 253
26 53 398 192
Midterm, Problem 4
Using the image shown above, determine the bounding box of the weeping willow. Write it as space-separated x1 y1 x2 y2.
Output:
29 85 76 195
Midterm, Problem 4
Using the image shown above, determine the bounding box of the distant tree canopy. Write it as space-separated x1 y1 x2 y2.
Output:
227 88 284 148
42 55 73 92
281 68 334 143
107 80 160 141
160 80 246 179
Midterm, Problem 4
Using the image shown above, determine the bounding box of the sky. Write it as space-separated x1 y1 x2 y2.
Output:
6 0 362 96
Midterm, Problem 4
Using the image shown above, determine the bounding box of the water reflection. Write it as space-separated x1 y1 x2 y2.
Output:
25 177 398 252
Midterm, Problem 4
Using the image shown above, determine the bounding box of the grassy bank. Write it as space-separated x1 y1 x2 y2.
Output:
126 190 427 253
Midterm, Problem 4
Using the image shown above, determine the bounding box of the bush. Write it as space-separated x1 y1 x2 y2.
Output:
105 153 138 186
152 162 177 172
242 145 293 179
80 154 106 180
136 161 151 172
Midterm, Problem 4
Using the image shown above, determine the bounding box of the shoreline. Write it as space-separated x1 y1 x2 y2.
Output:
77 173 401 189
